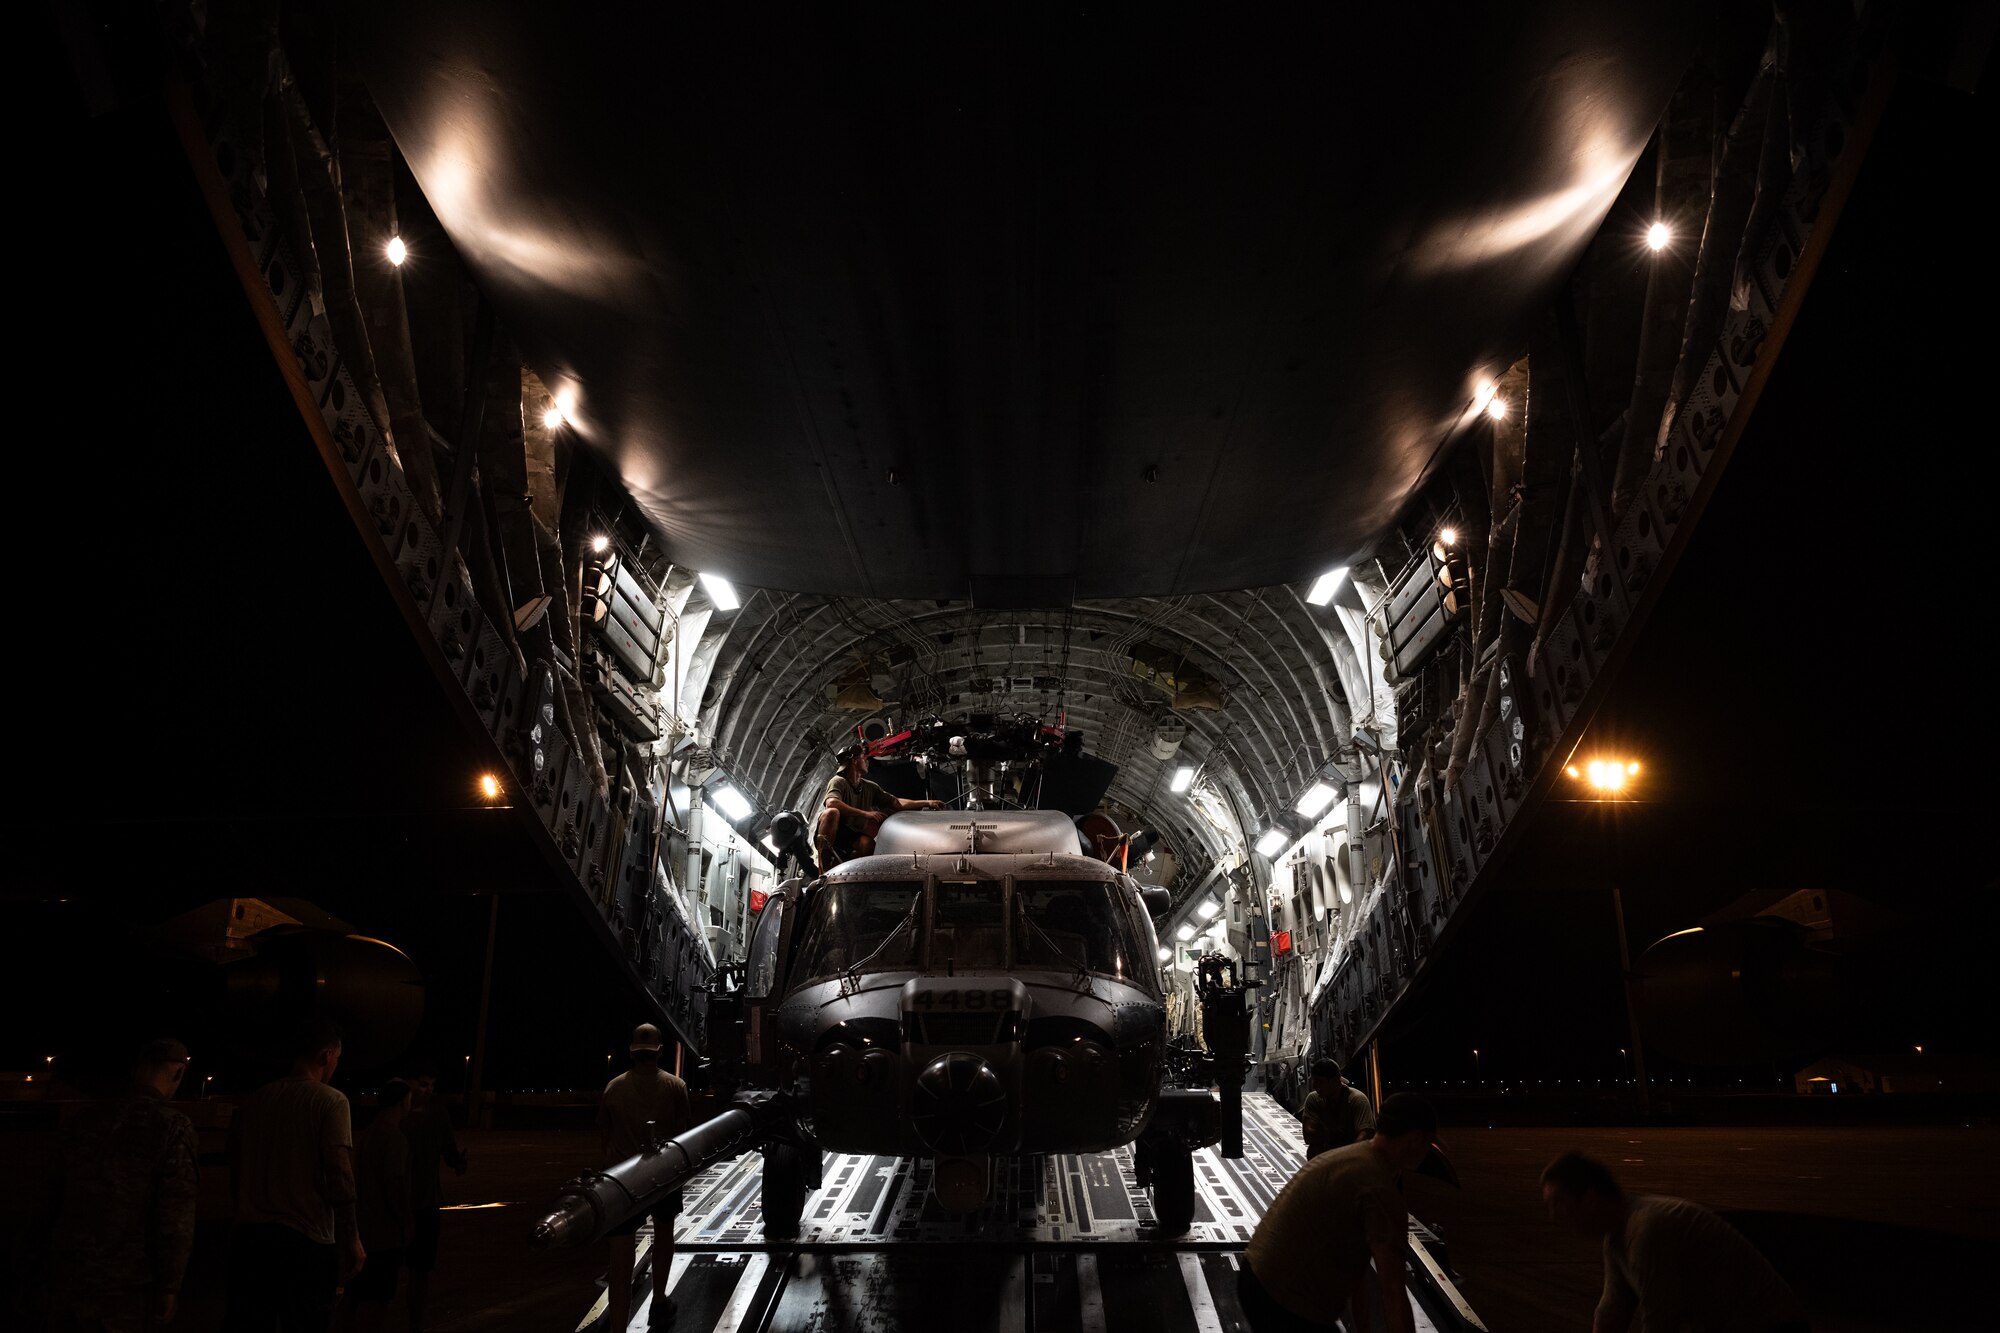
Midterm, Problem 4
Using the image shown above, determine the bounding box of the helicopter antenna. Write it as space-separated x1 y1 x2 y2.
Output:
948 819 1000 854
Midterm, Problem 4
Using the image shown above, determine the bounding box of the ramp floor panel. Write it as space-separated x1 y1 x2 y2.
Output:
601 1249 1462 1333
579 1095 1479 1332
673 1092 1308 1248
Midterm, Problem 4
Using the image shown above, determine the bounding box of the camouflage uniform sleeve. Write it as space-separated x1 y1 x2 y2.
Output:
1360 1178 1406 1249
325 1094 358 1243
1349 1087 1376 1142
1299 1090 1324 1138
156 1113 201 1293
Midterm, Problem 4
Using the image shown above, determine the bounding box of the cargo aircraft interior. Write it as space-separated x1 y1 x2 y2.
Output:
5 3 1994 1332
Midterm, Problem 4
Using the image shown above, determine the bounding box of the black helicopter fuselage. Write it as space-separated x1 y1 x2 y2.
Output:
748 812 1169 1161
535 807 1238 1242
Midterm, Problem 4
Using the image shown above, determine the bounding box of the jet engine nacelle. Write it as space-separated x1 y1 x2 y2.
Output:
1632 918 1844 1065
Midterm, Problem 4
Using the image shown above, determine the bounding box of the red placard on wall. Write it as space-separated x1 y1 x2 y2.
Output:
1271 929 1293 957
749 888 769 915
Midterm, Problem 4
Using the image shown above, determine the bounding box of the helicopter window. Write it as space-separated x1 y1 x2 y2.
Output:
791 884 922 981
744 893 787 998
929 881 1007 971
1014 881 1146 980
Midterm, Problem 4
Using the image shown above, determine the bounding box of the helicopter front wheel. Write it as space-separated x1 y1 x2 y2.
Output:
1148 1143 1196 1235
761 1142 811 1237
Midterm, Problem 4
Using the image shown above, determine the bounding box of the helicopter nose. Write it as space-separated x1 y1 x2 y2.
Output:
909 1052 1008 1155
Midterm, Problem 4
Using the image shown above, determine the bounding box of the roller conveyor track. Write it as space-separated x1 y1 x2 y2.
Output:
578 1095 1486 1332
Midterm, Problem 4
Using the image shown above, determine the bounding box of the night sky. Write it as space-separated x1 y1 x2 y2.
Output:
4 31 1992 1092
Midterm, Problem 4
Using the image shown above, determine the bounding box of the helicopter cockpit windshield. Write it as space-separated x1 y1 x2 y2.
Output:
787 878 1155 988
791 884 922 982
930 882 1006 972
1013 881 1148 981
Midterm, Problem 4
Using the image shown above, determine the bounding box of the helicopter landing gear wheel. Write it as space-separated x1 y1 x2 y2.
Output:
761 1143 809 1238
1149 1142 1196 1236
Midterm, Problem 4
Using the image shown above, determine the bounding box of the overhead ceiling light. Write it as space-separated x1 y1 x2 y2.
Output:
542 403 565 429
1439 526 1459 546
1295 782 1338 818
1255 828 1288 858
1196 898 1222 921
590 534 610 554
1175 923 1197 942
1473 379 1496 413
386 235 407 266
1646 221 1672 252
1305 567 1349 605
1170 766 1196 793
761 834 782 856
1157 946 1172 963
710 784 753 822
701 573 741 610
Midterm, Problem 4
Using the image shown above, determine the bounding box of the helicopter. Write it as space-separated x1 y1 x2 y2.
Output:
534 714 1251 1246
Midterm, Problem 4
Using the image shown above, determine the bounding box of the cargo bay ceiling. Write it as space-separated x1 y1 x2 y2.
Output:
356 0 1697 603
167 0 1851 1040
672 586 1394 886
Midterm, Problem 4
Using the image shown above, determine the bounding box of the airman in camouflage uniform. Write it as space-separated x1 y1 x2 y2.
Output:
46 1039 200 1332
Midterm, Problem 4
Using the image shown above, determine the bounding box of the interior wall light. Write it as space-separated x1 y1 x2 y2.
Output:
1295 781 1338 819
1473 379 1496 413
701 573 741 610
1485 395 1508 420
1305 567 1350 606
542 403 565 429
1157 946 1173 963
1196 897 1222 921
590 534 610 555
386 235 407 267
1439 526 1459 547
1170 766 1196 793
1569 758 1641 794
1646 221 1672 252
1255 828 1288 858
1175 923 1197 942
710 784 753 821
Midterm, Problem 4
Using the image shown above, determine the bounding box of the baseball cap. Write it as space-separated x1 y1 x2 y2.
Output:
1377 1092 1459 1188
629 1023 663 1053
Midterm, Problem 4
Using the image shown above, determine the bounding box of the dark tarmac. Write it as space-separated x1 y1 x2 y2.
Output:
1401 1124 1995 1331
